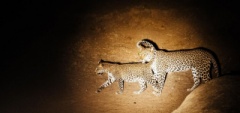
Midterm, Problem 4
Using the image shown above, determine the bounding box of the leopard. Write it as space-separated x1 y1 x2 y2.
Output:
136 39 220 94
95 59 161 96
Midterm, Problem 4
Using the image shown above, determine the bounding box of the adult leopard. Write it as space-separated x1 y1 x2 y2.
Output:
137 39 220 94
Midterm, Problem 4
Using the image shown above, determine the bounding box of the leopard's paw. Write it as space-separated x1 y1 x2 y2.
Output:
187 88 193 92
152 91 161 96
95 89 101 93
133 91 141 95
115 91 123 95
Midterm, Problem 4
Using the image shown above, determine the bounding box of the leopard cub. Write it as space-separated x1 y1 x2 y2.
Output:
95 59 160 96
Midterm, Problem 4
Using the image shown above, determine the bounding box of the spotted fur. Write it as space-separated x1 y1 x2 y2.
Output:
95 60 161 96
137 39 220 94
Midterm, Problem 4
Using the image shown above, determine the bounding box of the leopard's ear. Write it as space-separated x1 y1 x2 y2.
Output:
150 47 155 52
98 59 104 64
137 41 144 50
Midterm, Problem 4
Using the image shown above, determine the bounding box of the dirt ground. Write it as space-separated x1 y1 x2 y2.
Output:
2 0 240 113
66 1 240 112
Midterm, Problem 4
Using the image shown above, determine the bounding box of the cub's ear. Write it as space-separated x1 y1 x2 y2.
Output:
99 63 103 67
98 59 104 64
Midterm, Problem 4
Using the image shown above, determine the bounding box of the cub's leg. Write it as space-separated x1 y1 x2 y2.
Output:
116 78 124 94
133 79 147 94
96 75 116 93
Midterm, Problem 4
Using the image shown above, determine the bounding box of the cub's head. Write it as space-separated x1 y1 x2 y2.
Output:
95 60 105 75
138 48 154 63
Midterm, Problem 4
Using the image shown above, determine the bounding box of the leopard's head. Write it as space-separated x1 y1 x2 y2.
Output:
95 60 105 75
138 48 154 63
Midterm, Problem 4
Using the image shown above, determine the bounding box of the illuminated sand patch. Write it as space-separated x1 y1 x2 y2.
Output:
66 6 211 113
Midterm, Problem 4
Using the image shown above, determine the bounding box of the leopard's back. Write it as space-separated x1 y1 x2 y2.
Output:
113 63 154 83
155 49 219 76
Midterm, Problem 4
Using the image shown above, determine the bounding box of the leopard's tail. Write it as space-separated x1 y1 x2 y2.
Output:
136 39 156 51
211 55 220 77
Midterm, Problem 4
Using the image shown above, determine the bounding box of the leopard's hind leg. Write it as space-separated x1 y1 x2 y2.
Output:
201 64 211 83
133 79 147 94
187 68 201 92
116 78 124 94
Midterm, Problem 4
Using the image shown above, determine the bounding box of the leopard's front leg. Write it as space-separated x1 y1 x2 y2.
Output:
96 73 116 93
96 80 114 93
151 79 161 96
152 71 167 95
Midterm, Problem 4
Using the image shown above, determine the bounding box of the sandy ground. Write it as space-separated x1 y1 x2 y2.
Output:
2 1 240 113
66 3 240 112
